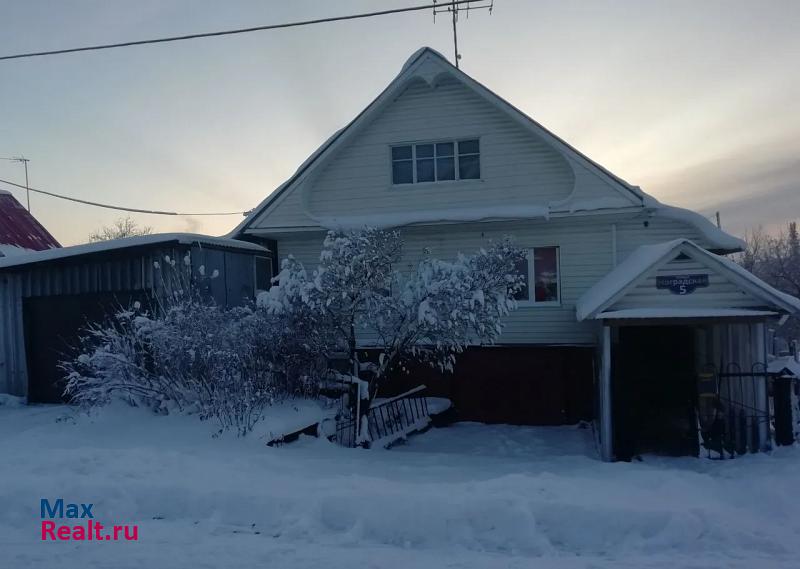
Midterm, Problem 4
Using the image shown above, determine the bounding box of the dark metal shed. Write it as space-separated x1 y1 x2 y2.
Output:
0 233 272 402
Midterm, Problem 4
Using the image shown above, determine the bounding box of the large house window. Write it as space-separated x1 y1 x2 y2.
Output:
513 247 560 304
391 139 480 184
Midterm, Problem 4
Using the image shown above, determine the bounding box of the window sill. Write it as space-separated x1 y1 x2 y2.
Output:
388 179 484 191
516 300 562 308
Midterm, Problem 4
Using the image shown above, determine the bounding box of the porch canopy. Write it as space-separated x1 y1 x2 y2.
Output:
577 238 800 322
577 239 800 461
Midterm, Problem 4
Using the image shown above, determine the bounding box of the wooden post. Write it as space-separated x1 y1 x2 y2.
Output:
600 325 614 461
754 321 769 450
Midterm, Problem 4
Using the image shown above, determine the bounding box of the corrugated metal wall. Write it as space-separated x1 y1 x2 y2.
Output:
0 274 27 396
0 245 186 399
0 243 270 399
17 247 179 298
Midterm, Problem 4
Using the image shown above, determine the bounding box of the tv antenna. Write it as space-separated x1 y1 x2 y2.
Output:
0 156 31 211
433 0 494 68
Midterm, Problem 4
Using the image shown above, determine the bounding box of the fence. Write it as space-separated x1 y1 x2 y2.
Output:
697 362 774 458
335 385 430 448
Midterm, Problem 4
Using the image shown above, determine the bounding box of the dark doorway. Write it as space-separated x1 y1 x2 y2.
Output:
24 292 147 403
613 326 698 459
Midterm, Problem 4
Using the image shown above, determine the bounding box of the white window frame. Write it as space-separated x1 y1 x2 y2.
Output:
390 138 481 185
516 246 561 307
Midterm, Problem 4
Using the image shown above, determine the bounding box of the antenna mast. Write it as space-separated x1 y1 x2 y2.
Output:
0 156 31 212
434 0 494 68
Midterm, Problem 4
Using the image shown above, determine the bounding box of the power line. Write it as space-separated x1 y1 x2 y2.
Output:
0 1 479 61
0 177 248 216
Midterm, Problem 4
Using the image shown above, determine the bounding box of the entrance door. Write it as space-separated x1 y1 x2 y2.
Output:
613 326 698 459
24 292 147 403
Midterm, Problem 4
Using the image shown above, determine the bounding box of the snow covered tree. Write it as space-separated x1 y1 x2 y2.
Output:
264 228 526 440
263 229 401 378
369 240 527 394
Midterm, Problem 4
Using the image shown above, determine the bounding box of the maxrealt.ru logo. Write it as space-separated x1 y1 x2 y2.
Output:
40 499 139 541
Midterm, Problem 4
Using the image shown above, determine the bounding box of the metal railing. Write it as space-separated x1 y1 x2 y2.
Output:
335 385 430 448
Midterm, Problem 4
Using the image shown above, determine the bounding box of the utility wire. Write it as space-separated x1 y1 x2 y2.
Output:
0 177 247 216
0 1 477 61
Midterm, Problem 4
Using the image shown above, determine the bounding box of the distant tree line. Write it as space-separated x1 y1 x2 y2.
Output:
738 221 800 341
89 216 152 242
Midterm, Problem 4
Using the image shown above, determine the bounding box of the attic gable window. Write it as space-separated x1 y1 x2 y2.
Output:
391 139 480 184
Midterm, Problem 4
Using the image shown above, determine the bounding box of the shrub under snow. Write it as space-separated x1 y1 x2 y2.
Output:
63 297 323 437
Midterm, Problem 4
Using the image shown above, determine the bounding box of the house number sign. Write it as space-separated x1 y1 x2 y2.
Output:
656 274 709 295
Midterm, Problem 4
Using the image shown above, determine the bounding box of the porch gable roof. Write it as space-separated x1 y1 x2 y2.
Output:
576 239 800 321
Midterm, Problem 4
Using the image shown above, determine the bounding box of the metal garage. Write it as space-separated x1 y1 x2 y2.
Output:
0 233 273 403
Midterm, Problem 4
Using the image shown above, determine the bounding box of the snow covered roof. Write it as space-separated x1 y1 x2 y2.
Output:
315 205 552 231
596 308 780 320
0 233 267 270
643 196 745 252
232 48 745 253
576 239 800 321
0 244 34 258
767 356 800 377
0 191 61 251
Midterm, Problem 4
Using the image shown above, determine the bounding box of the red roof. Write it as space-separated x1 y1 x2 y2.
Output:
0 191 60 251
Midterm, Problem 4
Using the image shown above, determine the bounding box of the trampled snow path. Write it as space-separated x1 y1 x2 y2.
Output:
1 402 798 568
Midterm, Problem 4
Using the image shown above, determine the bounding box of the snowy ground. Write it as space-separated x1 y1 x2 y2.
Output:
1 402 799 568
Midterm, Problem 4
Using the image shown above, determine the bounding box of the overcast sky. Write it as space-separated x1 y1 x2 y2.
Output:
1 0 798 245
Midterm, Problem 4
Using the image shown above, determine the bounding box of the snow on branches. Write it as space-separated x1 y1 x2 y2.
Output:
373 240 527 380
263 228 526 398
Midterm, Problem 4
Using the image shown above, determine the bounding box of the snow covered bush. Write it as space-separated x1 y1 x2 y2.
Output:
63 258 322 437
63 301 278 436
263 228 526 420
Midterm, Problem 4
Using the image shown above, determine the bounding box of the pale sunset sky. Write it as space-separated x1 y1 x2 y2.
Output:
1 0 798 245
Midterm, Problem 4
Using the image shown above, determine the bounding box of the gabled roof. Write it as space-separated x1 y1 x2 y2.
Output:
0 232 267 271
232 47 745 252
768 356 800 377
0 190 60 254
233 47 643 234
576 238 800 321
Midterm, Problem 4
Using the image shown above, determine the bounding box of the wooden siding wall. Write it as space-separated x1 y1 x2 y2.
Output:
249 68 642 231
272 214 712 346
610 256 765 312
375 346 595 425
305 76 575 219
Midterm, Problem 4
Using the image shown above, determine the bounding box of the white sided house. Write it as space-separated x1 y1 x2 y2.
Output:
234 48 800 460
